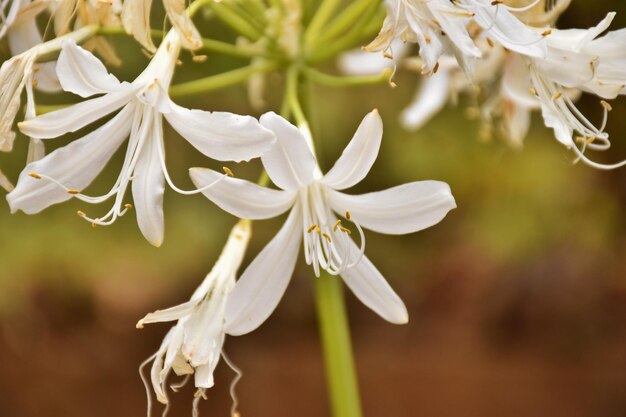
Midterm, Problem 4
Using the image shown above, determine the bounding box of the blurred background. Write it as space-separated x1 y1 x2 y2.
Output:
1 2 626 416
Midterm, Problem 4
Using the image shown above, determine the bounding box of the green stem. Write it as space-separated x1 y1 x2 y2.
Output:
305 67 392 87
315 273 363 417
313 0 379 47
285 66 307 127
169 61 278 97
304 0 342 47
207 1 263 41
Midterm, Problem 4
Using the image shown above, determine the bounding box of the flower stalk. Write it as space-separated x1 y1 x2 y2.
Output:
315 272 363 417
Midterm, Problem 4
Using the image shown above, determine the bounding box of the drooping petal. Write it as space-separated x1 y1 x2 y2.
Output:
132 115 165 247
136 299 198 328
340 240 408 324
163 0 202 51
189 167 296 220
164 101 275 162
224 203 303 336
259 112 316 191
122 0 156 52
18 90 133 139
7 104 134 214
322 110 383 190
56 39 123 97
326 181 456 235
400 68 451 131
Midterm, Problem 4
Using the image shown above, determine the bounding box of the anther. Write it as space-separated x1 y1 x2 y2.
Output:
77 210 86 217
307 224 318 233
433 62 440 74
601 100 612 111
339 226 352 235
541 29 552 36
529 88 538 96
333 220 342 231
315 226 321 234
28 172 42 179
193 55 208 63
486 38 494 48
345 211 351 220
322 233 332 243
491 0 503 5
223 167 234 177
124 203 133 209
552 92 563 101
67 189 80 195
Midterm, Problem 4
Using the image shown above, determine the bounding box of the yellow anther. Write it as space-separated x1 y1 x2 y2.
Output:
166 41 172 52
124 203 133 210
223 167 234 177
315 226 321 234
67 189 80 195
529 88 537 96
433 62 440 74
322 232 332 243
77 210 86 217
424 35 431 44
307 224 318 233
176 59 183 66
552 92 563 101
333 220 342 232
28 172 42 179
193 389 208 400
486 37 494 48
339 226 352 235
383 52 393 60
491 0 502 4
32 79 39 88
193 55 208 63
345 211 351 220
601 100 612 111
91 222 97 228
541 29 552 36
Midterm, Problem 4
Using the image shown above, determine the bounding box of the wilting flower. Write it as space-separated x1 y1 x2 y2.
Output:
190 110 456 335
367 0 546 74
54 0 124 66
7 29 274 246
122 0 202 52
138 220 250 411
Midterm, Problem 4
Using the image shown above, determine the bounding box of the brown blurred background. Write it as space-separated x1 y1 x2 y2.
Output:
1 2 626 417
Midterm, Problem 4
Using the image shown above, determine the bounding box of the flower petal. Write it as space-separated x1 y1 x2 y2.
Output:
7 104 134 214
326 181 456 235
136 299 198 328
132 116 165 247
56 39 123 97
400 68 451 131
340 240 408 324
18 90 133 139
189 167 296 220
322 110 383 190
259 112 316 191
164 101 275 162
224 203 303 336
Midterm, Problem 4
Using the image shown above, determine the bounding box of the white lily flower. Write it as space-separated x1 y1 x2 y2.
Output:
138 220 250 413
122 0 202 52
190 110 457 335
367 0 546 75
7 29 275 246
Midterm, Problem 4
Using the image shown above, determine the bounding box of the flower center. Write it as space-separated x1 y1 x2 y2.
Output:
299 182 365 277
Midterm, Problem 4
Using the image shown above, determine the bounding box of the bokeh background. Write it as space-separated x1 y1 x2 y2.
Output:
1 2 626 416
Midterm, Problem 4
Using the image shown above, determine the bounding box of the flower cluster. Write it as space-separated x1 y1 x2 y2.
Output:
0 0 624 415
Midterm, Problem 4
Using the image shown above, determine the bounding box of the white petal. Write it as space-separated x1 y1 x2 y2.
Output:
132 117 165 247
164 101 275 162
326 181 456 235
7 104 134 214
57 40 123 97
340 240 408 324
189 167 296 220
322 110 383 190
259 112 316 191
400 69 451 131
137 299 198 327
224 204 303 336
19 90 133 139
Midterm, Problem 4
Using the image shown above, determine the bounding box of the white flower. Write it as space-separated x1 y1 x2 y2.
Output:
138 220 250 411
122 0 202 52
190 110 457 335
7 29 275 246
367 0 546 75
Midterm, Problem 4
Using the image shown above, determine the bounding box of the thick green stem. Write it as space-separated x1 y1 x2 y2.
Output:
315 273 363 417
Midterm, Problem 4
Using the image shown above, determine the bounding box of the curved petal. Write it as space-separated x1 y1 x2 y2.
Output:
132 117 165 247
400 69 451 131
18 90 133 139
322 110 383 190
259 112 316 191
189 167 296 220
224 203 302 336
57 39 123 97
164 101 274 162
326 181 456 235
340 240 408 324
7 104 134 214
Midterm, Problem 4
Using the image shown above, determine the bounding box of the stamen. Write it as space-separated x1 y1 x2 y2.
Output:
322 232 332 243
223 167 234 177
28 172 42 179
67 189 80 195
307 224 318 233
332 220 342 231
345 211 351 220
